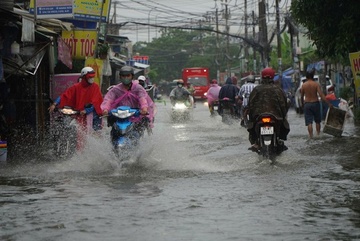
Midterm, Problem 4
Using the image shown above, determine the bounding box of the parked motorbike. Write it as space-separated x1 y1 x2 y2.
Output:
254 113 287 162
218 98 236 124
108 106 150 158
52 106 79 158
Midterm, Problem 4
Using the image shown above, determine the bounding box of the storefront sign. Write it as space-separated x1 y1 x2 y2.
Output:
85 57 103 86
349 51 360 98
73 0 110 22
52 73 80 99
30 0 109 22
29 0 73 19
61 30 97 59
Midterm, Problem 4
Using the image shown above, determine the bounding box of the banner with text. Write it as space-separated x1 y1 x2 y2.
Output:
85 57 103 86
349 51 360 98
52 73 80 99
30 0 110 22
29 0 73 19
62 30 97 59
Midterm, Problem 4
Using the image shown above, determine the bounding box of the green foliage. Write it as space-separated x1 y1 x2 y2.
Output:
339 86 353 100
133 28 224 82
291 0 360 60
353 107 360 125
147 69 158 84
269 33 293 70
98 43 109 55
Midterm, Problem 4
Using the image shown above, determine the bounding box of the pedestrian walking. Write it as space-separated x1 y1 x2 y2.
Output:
301 70 333 138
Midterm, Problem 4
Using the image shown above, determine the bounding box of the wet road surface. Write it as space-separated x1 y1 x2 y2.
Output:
1 99 360 240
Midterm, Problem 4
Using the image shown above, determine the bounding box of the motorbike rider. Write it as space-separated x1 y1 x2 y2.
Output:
101 66 155 128
238 75 257 127
218 77 239 116
206 79 221 116
169 79 193 107
49 66 103 130
137 75 147 88
186 83 196 108
48 66 103 149
247 67 290 151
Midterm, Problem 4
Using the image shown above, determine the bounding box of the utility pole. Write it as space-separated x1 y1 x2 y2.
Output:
94 0 105 58
111 1 117 35
258 0 268 68
222 0 230 77
252 10 256 73
199 19 203 55
288 16 300 92
276 0 282 83
215 6 220 82
244 0 248 73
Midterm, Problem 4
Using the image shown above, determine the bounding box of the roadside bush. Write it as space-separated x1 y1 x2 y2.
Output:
339 86 353 100
354 107 360 125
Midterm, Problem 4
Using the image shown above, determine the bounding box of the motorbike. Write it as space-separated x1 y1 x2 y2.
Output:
218 98 236 124
52 106 79 158
254 113 287 162
170 100 192 122
209 100 219 117
108 106 150 158
241 105 250 128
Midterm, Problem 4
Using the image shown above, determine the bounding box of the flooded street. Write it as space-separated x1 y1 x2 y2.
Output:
1 99 360 241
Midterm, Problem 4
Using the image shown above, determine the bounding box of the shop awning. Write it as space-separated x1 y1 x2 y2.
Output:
134 62 149 69
3 42 50 77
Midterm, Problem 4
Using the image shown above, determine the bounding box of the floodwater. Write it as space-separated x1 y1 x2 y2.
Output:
1 98 360 241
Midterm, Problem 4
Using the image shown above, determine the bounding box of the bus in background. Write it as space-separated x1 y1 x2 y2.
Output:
182 67 210 100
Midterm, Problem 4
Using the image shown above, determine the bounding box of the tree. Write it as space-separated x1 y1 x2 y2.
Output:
269 33 293 71
291 0 360 61
133 28 222 82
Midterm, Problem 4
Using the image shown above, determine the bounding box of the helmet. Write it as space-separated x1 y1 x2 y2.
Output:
81 67 95 78
247 75 255 83
119 66 134 76
138 75 146 81
177 79 184 84
261 67 275 79
138 75 146 87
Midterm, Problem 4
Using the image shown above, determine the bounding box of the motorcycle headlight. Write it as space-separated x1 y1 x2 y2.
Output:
112 109 135 119
173 103 187 110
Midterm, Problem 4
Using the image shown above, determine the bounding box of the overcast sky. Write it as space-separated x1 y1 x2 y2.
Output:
109 0 292 43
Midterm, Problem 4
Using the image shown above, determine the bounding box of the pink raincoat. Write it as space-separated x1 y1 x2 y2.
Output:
206 83 221 106
101 81 156 127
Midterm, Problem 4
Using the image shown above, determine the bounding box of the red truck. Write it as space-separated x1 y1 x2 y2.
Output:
181 67 210 100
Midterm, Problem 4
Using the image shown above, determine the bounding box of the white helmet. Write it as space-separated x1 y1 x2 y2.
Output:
138 75 146 81
81 66 95 77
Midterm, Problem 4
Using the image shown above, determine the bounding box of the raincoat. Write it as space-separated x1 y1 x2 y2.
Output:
206 83 221 105
57 78 103 149
218 77 238 101
101 81 156 127
58 78 103 130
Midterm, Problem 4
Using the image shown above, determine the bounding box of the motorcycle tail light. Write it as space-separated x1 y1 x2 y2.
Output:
261 117 271 123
